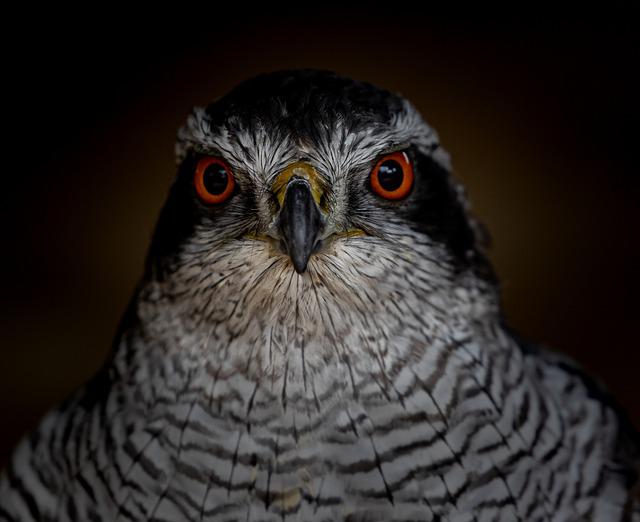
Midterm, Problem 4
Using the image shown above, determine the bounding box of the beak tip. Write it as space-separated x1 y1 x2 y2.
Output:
292 257 308 274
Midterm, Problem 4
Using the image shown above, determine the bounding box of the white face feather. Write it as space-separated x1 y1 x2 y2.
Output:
176 99 450 177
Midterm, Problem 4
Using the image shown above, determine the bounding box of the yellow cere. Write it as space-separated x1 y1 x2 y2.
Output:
272 162 326 208
336 229 366 238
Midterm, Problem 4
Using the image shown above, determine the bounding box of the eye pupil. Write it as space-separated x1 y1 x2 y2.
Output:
377 160 404 191
203 163 229 195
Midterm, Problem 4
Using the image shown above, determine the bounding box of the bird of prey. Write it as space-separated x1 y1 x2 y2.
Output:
1 70 638 522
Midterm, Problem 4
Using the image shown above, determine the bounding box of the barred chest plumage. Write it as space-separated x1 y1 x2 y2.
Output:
36 284 626 522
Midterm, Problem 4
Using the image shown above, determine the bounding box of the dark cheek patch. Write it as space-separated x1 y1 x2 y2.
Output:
406 154 476 255
146 159 199 277
348 150 493 278
146 154 259 277
403 152 494 276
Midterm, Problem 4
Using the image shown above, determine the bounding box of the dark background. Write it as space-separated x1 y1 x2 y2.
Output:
2 10 638 466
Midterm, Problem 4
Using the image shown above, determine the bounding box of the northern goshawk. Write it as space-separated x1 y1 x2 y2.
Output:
1 70 638 521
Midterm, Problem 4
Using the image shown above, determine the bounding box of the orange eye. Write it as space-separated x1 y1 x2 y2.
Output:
370 151 414 200
194 157 236 204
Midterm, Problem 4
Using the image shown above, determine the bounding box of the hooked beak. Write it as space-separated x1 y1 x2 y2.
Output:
275 163 325 274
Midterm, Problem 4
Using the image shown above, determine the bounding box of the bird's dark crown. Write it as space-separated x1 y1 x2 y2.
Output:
205 69 405 136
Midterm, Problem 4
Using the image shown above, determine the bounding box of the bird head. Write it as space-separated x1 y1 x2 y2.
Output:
140 70 495 369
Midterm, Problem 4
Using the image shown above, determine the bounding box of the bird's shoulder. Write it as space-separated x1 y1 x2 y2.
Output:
520 337 640 493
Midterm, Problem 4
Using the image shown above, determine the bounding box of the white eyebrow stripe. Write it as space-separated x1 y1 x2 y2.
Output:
176 109 298 185
175 99 449 185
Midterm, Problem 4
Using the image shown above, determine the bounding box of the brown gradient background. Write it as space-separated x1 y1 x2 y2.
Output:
2 11 639 466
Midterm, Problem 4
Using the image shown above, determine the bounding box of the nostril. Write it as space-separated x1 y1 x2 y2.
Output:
312 238 323 254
